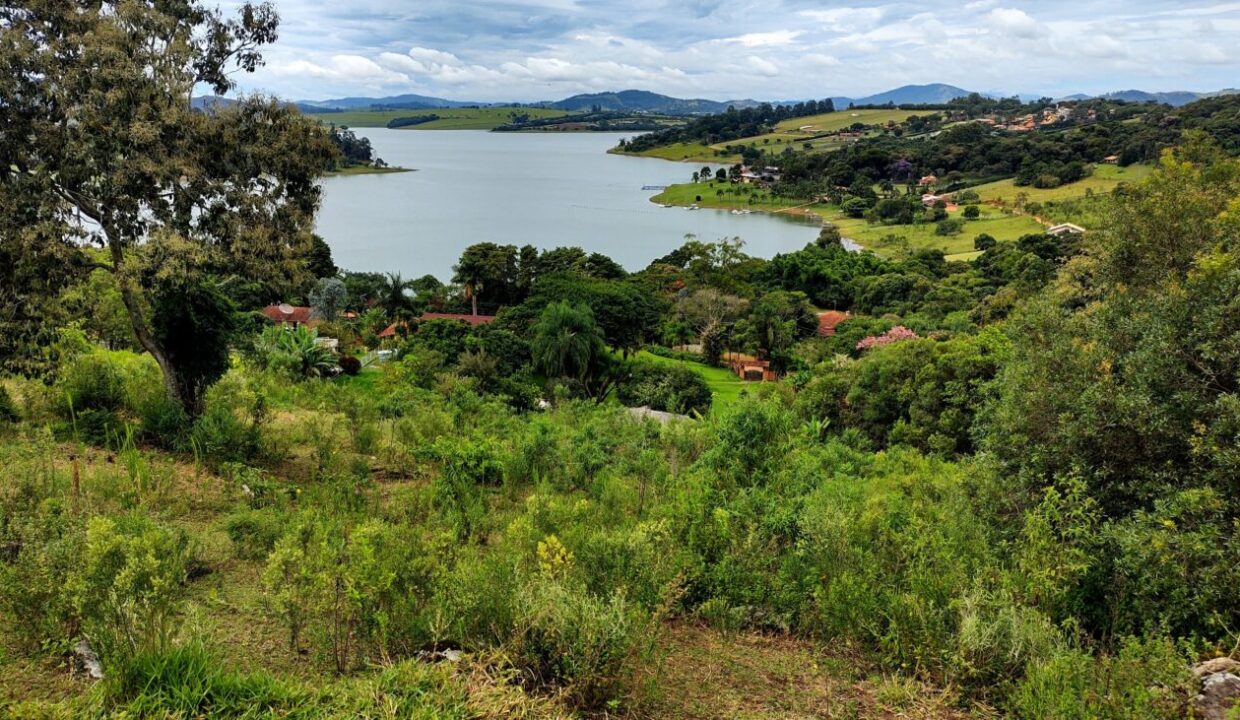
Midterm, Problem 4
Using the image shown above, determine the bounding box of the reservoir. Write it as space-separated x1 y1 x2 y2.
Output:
315 130 822 280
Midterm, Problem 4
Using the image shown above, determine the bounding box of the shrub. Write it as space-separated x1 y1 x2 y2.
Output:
616 361 712 415
188 374 266 465
0 498 83 654
263 514 428 671
0 384 19 424
510 577 656 710
73 515 192 668
337 355 362 376
57 352 125 414
222 508 286 561
1011 637 1192 720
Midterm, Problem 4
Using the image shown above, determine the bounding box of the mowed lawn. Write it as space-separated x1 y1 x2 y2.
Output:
829 209 1046 258
636 351 752 409
651 181 822 214
306 106 570 129
613 141 741 164
973 163 1153 205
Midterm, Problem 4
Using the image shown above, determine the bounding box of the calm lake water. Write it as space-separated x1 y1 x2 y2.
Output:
315 130 822 281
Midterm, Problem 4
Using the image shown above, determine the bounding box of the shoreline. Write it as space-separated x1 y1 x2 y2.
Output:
647 185 872 252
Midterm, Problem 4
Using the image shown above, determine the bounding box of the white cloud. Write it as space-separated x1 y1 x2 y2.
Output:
988 8 1045 38
231 0 1240 102
799 7 885 32
746 56 779 76
722 30 803 47
271 55 408 86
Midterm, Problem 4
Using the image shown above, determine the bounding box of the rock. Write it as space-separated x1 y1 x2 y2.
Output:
1194 672 1240 720
1195 657 1240 678
74 638 103 680
627 406 691 424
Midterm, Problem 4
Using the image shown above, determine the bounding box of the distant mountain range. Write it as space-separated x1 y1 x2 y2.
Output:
830 84 974 108
193 84 1240 117
540 90 761 114
296 93 477 111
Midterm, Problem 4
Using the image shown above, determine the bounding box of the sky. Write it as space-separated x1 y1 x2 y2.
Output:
220 1 1240 102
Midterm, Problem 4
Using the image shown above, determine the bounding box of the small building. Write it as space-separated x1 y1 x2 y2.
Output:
817 310 851 337
1047 223 1087 236
378 312 497 339
723 352 778 382
918 175 938 187
921 193 946 207
738 165 782 184
1103 155 1120 164
261 304 317 329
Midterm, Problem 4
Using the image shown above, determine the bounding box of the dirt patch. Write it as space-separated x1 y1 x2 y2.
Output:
644 624 989 720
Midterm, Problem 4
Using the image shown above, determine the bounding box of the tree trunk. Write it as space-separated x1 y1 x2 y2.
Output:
471 291 478 317
108 239 191 415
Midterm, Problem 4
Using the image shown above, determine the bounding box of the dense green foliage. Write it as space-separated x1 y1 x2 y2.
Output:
620 99 836 152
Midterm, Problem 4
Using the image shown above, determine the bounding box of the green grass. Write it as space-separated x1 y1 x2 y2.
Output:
612 142 741 164
972 164 1153 205
306 106 570 130
648 181 1042 257
620 109 935 162
830 210 1046 257
773 108 936 134
650 181 822 216
636 351 752 409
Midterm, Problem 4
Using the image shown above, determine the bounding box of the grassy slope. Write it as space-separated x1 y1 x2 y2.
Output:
636 351 751 408
618 109 935 163
307 106 570 130
650 182 1043 258
611 142 742 164
972 164 1153 205
833 211 1046 258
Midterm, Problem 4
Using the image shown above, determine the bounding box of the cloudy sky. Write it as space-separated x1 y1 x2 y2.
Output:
221 1 1240 102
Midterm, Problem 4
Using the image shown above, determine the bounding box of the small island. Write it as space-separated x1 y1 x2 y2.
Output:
324 124 411 176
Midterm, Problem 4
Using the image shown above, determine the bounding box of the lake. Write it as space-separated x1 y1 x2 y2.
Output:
315 130 822 281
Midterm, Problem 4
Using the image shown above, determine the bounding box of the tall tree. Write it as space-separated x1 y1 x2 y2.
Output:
0 1 336 413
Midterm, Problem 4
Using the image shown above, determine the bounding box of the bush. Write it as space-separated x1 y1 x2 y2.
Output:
0 384 19 424
222 508 286 561
57 352 125 414
263 514 430 671
1011 637 1192 720
616 361 712 415
510 577 656 710
74 515 192 668
188 374 266 465
936 218 965 236
0 497 83 654
337 355 362 376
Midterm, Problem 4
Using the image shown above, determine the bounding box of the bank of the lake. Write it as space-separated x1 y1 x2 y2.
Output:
325 165 413 177
315 130 821 281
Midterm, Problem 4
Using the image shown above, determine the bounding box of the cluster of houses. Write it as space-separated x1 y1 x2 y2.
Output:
973 104 1098 133
737 165 782 184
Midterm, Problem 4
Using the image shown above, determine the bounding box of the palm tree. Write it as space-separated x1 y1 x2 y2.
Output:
530 301 609 392
377 272 416 320
453 254 487 316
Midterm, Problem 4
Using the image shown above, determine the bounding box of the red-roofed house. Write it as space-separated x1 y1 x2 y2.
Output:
378 313 497 339
261 304 317 329
817 311 851 337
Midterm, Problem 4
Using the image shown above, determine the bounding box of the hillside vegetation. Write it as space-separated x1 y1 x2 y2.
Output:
5 2 1240 719
6 145 1240 719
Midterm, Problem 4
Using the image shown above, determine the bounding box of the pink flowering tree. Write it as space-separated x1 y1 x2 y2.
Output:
856 326 920 351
